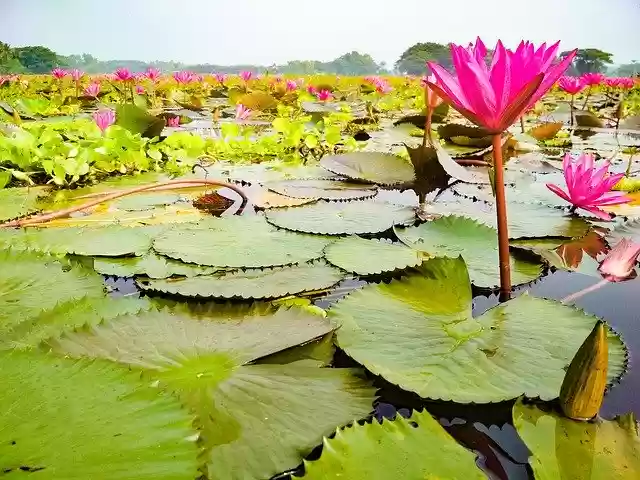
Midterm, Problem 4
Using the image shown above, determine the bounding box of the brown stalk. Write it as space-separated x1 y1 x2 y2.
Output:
492 134 512 299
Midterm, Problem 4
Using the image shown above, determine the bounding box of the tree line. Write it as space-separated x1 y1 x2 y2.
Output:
0 40 636 77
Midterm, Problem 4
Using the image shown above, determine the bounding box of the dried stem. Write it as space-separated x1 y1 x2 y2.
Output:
0 179 248 228
519 116 525 133
581 86 592 110
492 134 512 298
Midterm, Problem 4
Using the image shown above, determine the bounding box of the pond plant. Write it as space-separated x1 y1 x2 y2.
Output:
1 36 640 479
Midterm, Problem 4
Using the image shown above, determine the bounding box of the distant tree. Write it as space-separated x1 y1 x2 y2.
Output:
0 41 24 73
13 46 66 73
616 61 639 77
325 51 382 75
561 48 614 75
395 42 451 75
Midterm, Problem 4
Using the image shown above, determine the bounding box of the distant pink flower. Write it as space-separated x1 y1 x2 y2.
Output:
93 109 116 133
316 89 332 101
51 68 67 79
558 76 584 95
285 80 298 91
70 69 84 82
297 77 305 85
580 72 605 86
135 85 145 94
598 238 640 282
235 104 252 120
273 75 283 83
546 152 631 220
83 81 101 97
618 77 635 90
240 71 253 82
114 67 134 82
215 73 227 84
166 116 180 127
307 85 318 95
145 67 161 82
173 70 196 84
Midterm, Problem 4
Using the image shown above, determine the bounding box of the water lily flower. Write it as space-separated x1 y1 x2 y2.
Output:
83 81 101 97
173 70 196 84
546 152 631 220
135 85 145 94
166 116 180 127
69 69 84 82
51 68 67 79
145 67 161 82
240 71 253 82
93 109 116 133
307 85 318 95
316 89 332 101
618 77 636 90
214 73 227 84
285 79 298 91
423 74 443 109
598 238 640 282
114 67 135 82
426 37 576 134
558 76 584 95
581 72 605 86
235 104 252 120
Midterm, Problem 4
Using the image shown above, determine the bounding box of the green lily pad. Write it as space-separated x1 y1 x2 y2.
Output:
607 219 640 245
115 193 181 211
116 103 166 138
0 250 105 336
266 200 416 235
265 179 377 200
320 152 415 186
0 350 199 480
395 216 544 288
513 399 640 479
299 409 484 479
138 261 344 299
330 256 626 403
324 236 423 275
47 304 375 480
0 187 45 222
93 252 219 278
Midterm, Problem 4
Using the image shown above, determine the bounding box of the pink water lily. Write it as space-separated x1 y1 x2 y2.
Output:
215 73 227 84
173 70 196 84
83 81 101 97
145 67 161 82
166 116 180 127
240 71 253 82
307 85 318 95
114 67 134 82
598 238 640 282
235 104 252 120
558 76 584 95
51 68 67 79
93 109 116 133
135 85 145 94
316 89 332 101
426 38 576 133
70 69 84 82
423 74 443 109
285 79 298 91
581 72 605 86
546 152 631 220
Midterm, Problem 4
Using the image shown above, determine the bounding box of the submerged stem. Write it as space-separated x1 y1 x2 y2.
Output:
561 278 609 304
519 116 525 133
492 134 512 298
570 95 575 127
421 106 434 151
581 86 592 110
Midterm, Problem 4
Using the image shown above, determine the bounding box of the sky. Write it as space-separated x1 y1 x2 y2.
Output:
2 0 639 66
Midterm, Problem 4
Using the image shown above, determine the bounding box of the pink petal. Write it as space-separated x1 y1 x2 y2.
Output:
546 183 573 203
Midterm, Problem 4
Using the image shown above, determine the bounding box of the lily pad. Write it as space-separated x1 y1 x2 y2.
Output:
330 256 626 403
324 236 423 275
395 216 544 288
249 187 318 209
513 399 640 479
116 103 166 138
266 200 416 235
138 261 344 299
299 409 484 479
93 252 219 278
0 350 199 480
47 304 375 480
0 187 45 222
607 219 640 245
153 216 331 267
320 152 415 186
265 179 377 200
528 122 564 141
236 92 278 111
115 193 181 211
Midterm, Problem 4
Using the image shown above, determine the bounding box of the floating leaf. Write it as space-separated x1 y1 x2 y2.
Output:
138 261 344 299
153 216 331 267
528 122 564 141
513 399 640 479
301 101 342 113
115 193 181 211
116 103 166 138
299 409 484 480
93 252 218 278
330 256 625 403
607 219 640 245
437 123 491 141
236 92 278 111
249 187 318 209
395 216 544 288
320 152 415 186
0 350 199 480
575 110 605 128
0 187 45 221
265 179 377 200
266 200 416 235
324 236 423 275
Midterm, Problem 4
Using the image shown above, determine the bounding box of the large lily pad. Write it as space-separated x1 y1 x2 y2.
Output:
330 256 626 403
93 252 219 278
138 261 344 299
47 304 375 480
0 350 199 480
320 152 415 186
265 179 377 200
300 409 484 479
0 187 44 222
266 200 416 235
607 219 640 245
513 399 640 479
153 215 331 267
115 192 181 211
395 216 544 288
324 236 423 275
116 103 166 138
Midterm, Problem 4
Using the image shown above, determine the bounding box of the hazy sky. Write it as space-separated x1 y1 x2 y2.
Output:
2 0 639 66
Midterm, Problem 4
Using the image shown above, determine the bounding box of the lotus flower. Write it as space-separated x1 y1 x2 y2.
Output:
598 238 640 282
145 67 161 82
618 77 635 90
214 73 227 84
114 67 134 82
307 85 318 95
83 81 101 97
166 116 180 127
426 38 576 133
93 109 116 133
546 152 631 220
235 104 252 120
581 72 605 86
285 79 298 91
558 76 584 95
70 69 84 82
240 71 253 82
135 85 145 94
423 74 443 109
51 68 67 79
316 89 332 101
173 70 196 84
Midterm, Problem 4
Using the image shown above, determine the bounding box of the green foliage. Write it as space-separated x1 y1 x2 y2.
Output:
562 48 614 74
395 42 451 75
12 45 67 73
